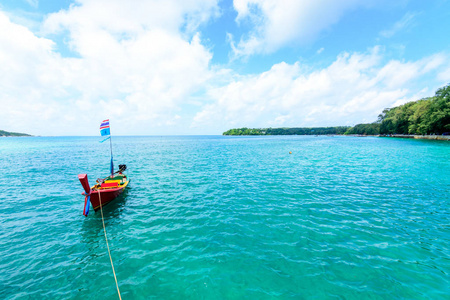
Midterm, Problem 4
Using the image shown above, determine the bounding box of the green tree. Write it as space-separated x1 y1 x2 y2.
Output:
379 84 450 135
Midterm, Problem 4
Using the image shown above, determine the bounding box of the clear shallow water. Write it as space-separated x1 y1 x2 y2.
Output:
0 135 449 299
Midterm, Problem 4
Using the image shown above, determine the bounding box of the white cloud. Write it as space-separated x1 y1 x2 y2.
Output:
0 11 67 134
1 1 449 136
438 66 450 82
380 12 416 38
193 47 449 131
0 1 220 135
42 0 220 36
25 0 39 8
230 0 365 57
375 53 445 88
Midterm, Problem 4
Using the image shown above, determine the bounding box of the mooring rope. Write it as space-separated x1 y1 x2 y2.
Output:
98 190 122 300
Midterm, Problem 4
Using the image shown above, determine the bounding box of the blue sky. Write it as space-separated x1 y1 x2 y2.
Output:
0 0 449 135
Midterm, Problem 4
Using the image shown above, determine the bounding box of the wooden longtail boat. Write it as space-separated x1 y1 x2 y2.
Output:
79 165 130 214
78 119 130 216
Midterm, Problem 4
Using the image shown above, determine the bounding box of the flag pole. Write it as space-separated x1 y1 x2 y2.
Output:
109 123 114 177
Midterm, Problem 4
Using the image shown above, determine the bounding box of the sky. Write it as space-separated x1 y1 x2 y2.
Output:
0 0 449 136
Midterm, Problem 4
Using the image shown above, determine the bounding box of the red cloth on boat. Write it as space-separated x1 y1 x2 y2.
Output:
101 182 119 188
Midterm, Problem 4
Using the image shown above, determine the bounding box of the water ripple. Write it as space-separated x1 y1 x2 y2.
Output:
0 136 449 299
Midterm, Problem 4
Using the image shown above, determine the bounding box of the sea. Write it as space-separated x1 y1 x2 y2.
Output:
0 135 448 299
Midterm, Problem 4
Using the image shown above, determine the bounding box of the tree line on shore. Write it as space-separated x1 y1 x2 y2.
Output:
223 84 450 136
223 127 350 136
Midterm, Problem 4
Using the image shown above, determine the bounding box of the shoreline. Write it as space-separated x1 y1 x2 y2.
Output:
381 134 450 141
223 134 450 141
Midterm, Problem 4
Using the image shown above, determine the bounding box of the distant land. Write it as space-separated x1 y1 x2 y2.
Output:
223 127 350 136
0 130 32 137
224 84 449 136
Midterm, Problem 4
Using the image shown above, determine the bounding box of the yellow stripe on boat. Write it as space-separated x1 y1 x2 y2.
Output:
104 180 121 185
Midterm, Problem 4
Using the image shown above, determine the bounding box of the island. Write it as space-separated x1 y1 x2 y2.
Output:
223 127 350 136
224 84 449 137
0 130 32 137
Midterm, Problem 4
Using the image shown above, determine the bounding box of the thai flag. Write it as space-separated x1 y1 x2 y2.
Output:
100 119 110 136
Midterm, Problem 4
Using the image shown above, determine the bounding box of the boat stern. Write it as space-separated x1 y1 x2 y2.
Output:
78 174 91 194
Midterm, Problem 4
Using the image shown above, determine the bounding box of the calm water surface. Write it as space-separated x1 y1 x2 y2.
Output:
0 136 449 299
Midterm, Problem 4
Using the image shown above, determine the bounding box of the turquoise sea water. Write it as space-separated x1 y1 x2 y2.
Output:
0 136 449 299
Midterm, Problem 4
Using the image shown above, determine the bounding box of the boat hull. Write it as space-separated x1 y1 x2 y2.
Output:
79 174 130 214
89 186 127 211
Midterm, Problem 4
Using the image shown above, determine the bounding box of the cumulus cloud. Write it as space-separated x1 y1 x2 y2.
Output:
1 1 449 136
0 1 220 135
42 0 220 36
0 11 67 134
193 47 449 131
230 0 365 57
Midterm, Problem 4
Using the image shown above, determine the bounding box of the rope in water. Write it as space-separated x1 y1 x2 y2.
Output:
98 190 122 300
